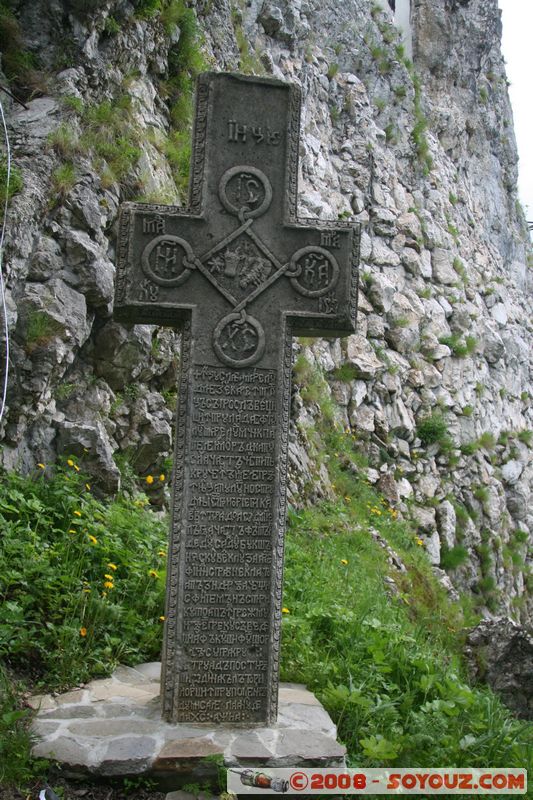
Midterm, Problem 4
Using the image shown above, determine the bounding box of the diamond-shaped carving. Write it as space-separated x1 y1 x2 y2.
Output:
204 233 275 303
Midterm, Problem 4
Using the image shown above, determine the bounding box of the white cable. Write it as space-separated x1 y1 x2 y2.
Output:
0 96 11 426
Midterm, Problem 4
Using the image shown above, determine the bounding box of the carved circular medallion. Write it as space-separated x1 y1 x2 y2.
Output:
289 246 340 297
141 235 194 287
219 166 272 219
213 311 266 368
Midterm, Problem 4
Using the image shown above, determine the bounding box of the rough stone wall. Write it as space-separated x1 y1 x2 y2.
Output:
1 0 531 622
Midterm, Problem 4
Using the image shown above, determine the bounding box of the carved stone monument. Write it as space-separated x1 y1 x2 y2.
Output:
114 73 359 725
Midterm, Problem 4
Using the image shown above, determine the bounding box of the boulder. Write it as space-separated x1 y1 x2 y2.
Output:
464 618 533 720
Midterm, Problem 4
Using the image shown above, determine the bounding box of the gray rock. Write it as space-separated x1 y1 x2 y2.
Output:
99 736 158 775
64 229 115 311
411 505 437 533
432 249 457 285
345 335 383 379
436 500 456 549
483 331 505 364
93 322 153 390
56 419 120 492
16 278 90 351
501 459 523 485
367 273 396 312
464 618 533 719
27 235 64 281
32 735 94 767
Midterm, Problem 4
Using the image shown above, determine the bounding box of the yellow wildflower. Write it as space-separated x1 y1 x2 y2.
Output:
159 474 165 482
67 459 74 467
88 534 97 545
149 569 159 578
73 464 80 472
159 616 165 622
80 627 87 637
341 559 348 565
85 483 91 491
83 588 91 594
145 475 154 485
73 510 82 517
282 607 290 614
37 463 45 469
68 529 76 534
158 551 167 558
104 574 114 581
103 581 114 590
416 537 424 546
107 563 117 571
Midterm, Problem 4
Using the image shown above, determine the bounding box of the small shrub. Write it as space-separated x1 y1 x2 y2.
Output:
327 62 339 80
62 95 84 114
134 0 162 19
384 123 399 144
24 312 63 352
416 413 449 447
330 364 360 383
104 15 121 35
439 332 476 358
440 544 469 570
461 405 474 417
48 123 79 158
517 429 533 446
513 529 529 545
51 162 77 197
498 430 510 445
0 157 23 219
473 486 489 503
478 575 496 594
478 432 496 450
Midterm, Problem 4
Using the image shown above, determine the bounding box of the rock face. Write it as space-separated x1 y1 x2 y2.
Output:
464 618 533 720
0 0 531 622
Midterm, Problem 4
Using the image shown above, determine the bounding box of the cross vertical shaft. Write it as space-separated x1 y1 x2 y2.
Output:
114 72 359 724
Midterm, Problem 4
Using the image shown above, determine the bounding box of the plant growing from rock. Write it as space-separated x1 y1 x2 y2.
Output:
416 413 453 453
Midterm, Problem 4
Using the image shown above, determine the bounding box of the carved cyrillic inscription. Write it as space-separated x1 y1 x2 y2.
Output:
177 364 277 723
227 120 281 145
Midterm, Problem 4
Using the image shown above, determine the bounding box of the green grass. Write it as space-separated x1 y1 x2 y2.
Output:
0 156 23 220
51 161 77 198
0 3 43 99
416 413 449 446
0 665 49 787
440 544 469 570
0 445 531 789
281 485 532 772
156 1 208 194
439 334 477 358
24 311 64 352
0 460 166 689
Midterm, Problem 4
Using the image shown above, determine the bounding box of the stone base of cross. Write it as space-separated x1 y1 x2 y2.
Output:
114 72 359 725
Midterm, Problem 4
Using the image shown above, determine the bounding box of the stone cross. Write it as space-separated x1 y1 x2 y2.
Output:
114 73 359 725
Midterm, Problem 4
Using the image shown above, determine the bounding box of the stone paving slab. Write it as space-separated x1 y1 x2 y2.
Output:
30 662 345 788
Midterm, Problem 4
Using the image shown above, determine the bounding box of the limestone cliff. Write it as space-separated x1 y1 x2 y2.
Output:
0 0 531 623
